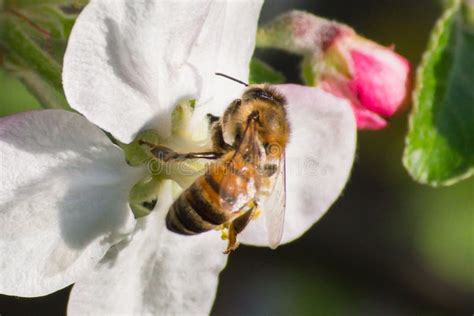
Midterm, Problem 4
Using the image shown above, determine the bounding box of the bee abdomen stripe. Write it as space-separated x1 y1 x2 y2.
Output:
186 184 230 225
173 195 215 233
204 173 236 205
166 205 196 236
204 173 221 193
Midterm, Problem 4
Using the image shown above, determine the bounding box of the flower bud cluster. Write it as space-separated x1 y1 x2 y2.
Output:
258 11 411 129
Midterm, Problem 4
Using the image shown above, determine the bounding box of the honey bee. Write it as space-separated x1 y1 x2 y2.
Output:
145 74 290 253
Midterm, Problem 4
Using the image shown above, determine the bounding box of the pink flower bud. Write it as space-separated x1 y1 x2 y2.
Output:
257 11 411 130
319 34 411 129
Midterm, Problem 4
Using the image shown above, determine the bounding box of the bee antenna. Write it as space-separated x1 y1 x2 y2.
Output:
215 73 248 87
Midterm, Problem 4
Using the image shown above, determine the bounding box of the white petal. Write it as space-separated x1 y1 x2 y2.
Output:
0 110 141 297
63 0 263 143
68 181 228 316
239 85 356 246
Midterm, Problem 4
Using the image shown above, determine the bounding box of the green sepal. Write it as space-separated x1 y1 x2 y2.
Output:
255 13 298 53
301 56 315 86
129 176 164 219
249 57 285 84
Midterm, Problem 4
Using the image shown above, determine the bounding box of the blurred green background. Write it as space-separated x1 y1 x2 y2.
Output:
0 0 473 315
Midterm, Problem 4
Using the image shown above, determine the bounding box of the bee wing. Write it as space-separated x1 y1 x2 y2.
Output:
261 154 286 249
218 118 261 212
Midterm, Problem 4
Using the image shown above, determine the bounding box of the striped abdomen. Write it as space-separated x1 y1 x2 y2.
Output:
166 152 256 235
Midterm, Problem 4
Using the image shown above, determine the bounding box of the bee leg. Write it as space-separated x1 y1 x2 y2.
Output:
139 141 222 161
175 151 222 160
233 208 255 234
206 113 220 124
208 118 233 154
251 207 261 220
223 224 239 254
138 141 178 161
209 99 240 153
223 208 255 254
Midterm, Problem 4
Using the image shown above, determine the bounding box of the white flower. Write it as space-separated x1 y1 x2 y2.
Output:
0 0 356 315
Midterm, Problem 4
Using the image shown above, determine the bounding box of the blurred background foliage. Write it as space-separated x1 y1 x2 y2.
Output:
0 0 473 315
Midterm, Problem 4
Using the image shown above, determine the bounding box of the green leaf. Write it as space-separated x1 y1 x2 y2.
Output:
249 57 285 84
14 67 69 109
0 15 63 92
0 69 40 116
403 0 474 186
0 2 84 110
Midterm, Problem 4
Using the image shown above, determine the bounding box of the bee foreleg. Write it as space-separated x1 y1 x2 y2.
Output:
175 151 223 160
139 141 223 161
139 143 177 161
209 118 233 154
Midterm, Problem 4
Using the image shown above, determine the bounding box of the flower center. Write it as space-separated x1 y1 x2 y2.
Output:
122 99 213 219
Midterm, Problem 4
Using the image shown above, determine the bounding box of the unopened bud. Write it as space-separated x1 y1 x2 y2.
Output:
258 10 411 129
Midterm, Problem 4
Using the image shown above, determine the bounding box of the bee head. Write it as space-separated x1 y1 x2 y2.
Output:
243 91 289 155
242 85 287 107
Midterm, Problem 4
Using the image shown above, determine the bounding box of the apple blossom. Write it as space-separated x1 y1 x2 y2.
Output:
257 10 411 129
0 1 356 315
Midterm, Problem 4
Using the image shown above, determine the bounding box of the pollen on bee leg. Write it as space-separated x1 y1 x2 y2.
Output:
219 222 231 240
220 227 229 241
252 208 261 219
